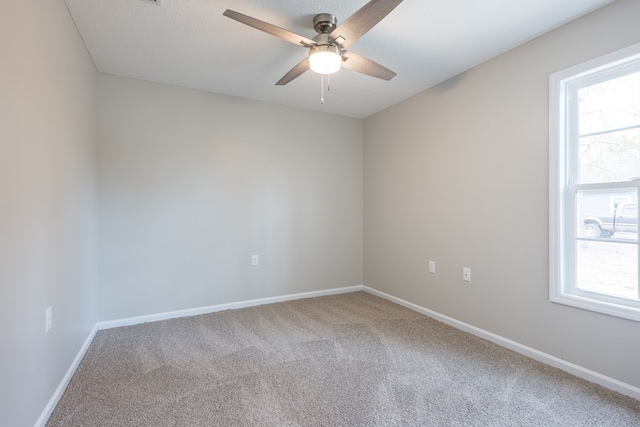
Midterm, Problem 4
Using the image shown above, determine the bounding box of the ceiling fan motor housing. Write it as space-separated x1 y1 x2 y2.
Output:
313 13 337 34
310 33 343 61
309 42 342 61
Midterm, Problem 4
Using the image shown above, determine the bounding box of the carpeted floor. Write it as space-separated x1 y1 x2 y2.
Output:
47 291 640 426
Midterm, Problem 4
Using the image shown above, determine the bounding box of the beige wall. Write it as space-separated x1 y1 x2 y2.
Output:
364 0 640 389
96 74 363 321
0 1 97 426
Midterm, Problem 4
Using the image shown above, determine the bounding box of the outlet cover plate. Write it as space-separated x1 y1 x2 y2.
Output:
45 307 52 332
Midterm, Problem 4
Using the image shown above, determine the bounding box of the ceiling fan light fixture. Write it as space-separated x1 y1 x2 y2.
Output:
309 44 342 75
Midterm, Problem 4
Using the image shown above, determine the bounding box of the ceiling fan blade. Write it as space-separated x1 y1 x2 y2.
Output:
330 0 403 48
342 51 396 81
276 58 311 85
223 9 316 47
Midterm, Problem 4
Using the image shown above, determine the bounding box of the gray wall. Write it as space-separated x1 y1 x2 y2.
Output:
4 0 640 424
96 74 363 321
0 1 97 426
364 0 640 389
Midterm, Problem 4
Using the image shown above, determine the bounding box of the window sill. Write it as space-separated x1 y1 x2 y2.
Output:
551 291 640 323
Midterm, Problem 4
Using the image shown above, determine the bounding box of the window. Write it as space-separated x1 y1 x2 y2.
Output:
550 43 640 322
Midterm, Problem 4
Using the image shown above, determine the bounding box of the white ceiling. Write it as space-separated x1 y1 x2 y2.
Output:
64 0 615 118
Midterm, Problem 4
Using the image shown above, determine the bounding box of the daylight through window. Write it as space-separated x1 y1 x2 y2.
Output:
550 43 640 322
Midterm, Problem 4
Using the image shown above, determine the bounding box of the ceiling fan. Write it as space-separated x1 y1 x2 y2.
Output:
223 0 403 86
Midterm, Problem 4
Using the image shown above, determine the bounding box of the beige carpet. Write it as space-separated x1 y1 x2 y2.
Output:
47 291 640 426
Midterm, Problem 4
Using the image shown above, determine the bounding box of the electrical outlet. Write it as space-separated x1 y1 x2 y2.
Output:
251 255 259 266
463 267 471 282
429 261 436 274
45 307 52 332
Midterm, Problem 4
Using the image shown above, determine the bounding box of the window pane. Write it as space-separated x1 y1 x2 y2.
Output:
578 189 638 240
579 128 640 184
576 240 638 300
579 71 640 136
577 71 640 184
576 189 638 300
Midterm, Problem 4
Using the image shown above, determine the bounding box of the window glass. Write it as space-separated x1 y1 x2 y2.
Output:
578 72 640 136
577 72 640 185
577 189 638 299
578 128 640 184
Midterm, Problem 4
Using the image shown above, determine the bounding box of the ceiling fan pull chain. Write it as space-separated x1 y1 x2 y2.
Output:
321 73 325 104
328 74 331 92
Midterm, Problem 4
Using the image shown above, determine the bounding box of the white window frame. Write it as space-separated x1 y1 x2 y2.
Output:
550 42 640 323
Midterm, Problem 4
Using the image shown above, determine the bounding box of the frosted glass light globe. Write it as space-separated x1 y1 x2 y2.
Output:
309 45 342 74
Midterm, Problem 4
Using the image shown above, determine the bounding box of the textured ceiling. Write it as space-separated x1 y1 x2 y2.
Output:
64 0 614 118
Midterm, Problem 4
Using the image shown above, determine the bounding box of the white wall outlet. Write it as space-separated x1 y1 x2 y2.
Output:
251 255 259 266
45 307 52 332
463 267 471 282
429 260 436 274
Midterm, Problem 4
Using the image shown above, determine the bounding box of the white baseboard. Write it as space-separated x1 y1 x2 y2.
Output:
34 324 98 427
363 286 640 401
98 285 365 330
